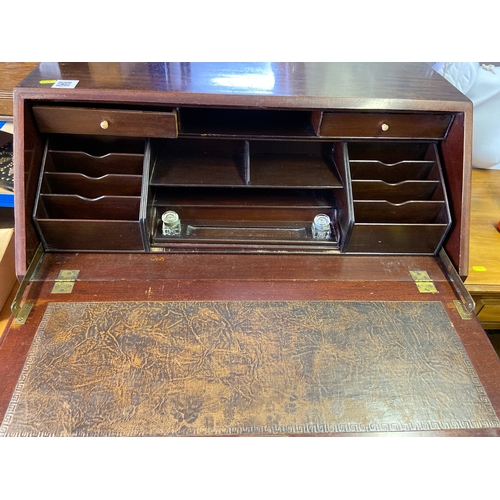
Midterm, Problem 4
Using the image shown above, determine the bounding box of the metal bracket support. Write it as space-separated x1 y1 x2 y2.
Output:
11 244 44 325
438 248 475 313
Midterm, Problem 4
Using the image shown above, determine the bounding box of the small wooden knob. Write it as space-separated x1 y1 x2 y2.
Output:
100 120 109 130
381 123 389 131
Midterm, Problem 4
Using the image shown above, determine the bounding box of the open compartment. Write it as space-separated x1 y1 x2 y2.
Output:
345 142 451 254
33 136 148 251
151 187 339 248
351 180 440 203
179 108 316 137
248 141 342 188
147 139 345 252
150 138 342 189
151 138 249 186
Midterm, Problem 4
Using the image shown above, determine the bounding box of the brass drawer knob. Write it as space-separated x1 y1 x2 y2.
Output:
100 120 109 130
381 123 389 131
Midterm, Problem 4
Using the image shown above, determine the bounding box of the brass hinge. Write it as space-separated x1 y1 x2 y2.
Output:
13 301 35 325
453 300 472 320
51 270 80 294
410 270 438 293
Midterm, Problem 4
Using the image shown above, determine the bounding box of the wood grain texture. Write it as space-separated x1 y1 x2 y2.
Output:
0 63 38 116
465 168 500 328
318 112 452 139
466 169 500 288
32 106 178 138
0 283 17 340
14 63 470 111
28 252 454 283
2 300 498 437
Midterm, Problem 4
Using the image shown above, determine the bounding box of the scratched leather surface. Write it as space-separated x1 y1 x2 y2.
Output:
2 301 499 436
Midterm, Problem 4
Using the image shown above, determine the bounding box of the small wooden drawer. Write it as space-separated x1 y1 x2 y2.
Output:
33 106 178 138
316 112 453 139
475 301 500 329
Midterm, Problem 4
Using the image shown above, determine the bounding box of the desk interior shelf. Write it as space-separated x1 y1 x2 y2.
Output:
29 110 453 257
179 108 316 137
148 139 343 251
345 142 451 254
33 136 147 251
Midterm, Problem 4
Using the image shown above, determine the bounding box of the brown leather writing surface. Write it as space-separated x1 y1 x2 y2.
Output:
2 300 498 436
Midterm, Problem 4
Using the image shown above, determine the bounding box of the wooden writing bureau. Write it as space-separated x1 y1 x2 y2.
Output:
1 62 500 437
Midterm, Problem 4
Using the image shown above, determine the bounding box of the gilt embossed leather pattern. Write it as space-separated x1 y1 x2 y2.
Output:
1 300 499 436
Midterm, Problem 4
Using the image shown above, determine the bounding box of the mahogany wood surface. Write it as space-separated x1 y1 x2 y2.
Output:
13 97 45 279
440 113 472 277
15 63 471 111
318 112 452 139
28 253 456 283
6 63 488 437
13 62 473 278
32 106 178 138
